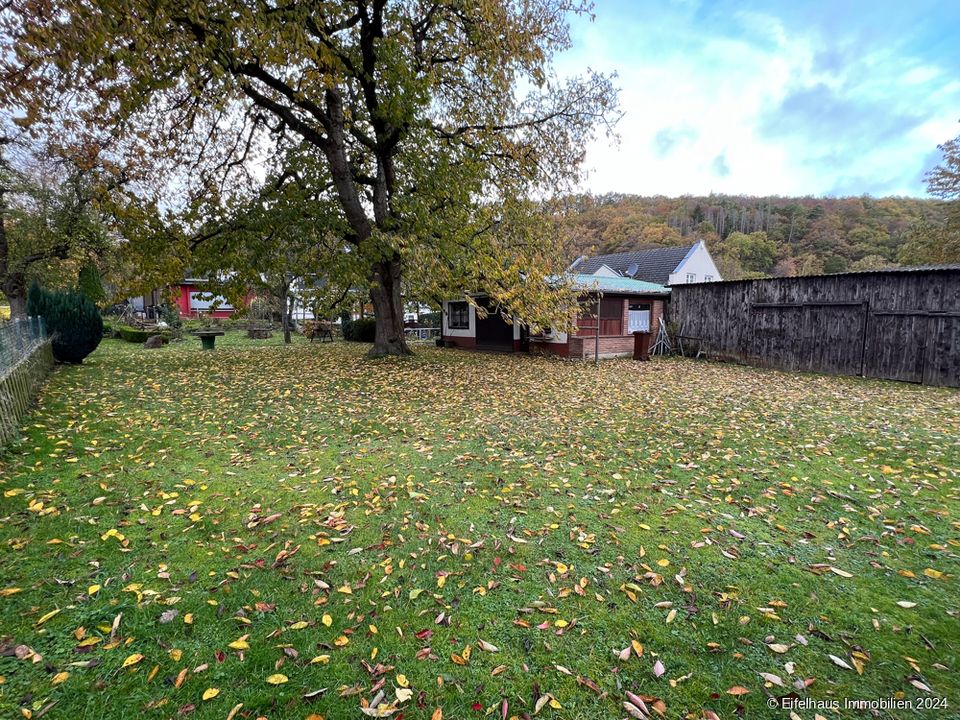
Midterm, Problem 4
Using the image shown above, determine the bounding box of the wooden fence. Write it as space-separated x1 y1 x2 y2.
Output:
670 267 960 387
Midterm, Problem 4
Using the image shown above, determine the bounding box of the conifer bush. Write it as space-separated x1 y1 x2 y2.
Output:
26 283 103 363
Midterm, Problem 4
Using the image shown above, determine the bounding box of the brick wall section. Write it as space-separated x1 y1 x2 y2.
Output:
651 299 665 334
569 335 636 360
0 341 54 447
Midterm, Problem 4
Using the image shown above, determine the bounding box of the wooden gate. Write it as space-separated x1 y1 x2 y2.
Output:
800 302 867 376
863 311 928 383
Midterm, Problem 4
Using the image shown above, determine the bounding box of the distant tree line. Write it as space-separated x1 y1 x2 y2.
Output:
559 192 956 280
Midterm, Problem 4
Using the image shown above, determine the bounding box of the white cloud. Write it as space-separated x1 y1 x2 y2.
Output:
554 5 960 197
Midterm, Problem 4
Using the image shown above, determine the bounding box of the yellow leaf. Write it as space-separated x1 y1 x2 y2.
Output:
289 621 309 630
0 588 23 597
88 584 101 596
266 674 288 685
202 688 220 701
322 614 332 627
122 653 144 668
183 614 193 625
169 648 182 661
51 672 70 685
228 639 250 650
396 674 409 688
923 568 943 579
310 655 330 664
35 608 60 626
334 636 349 646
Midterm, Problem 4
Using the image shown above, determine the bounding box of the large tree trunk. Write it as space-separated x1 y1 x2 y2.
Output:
7 290 26 320
369 256 411 357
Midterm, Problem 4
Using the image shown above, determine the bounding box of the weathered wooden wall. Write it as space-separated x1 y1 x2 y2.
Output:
670 269 960 387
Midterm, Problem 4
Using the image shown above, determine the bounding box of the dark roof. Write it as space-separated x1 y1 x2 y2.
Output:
571 244 696 285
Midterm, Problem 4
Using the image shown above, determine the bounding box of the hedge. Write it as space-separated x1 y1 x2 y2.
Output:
116 326 158 343
342 317 377 342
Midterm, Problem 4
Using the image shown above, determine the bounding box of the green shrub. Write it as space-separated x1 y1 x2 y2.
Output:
26 282 103 363
343 316 376 342
158 303 182 328
116 325 157 343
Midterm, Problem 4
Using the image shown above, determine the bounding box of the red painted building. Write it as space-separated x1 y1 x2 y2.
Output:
171 279 238 318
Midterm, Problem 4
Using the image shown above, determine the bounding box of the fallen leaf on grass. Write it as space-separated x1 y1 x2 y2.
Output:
829 655 853 670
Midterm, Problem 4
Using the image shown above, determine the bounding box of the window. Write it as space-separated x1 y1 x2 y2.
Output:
447 301 469 329
628 302 651 332
704 274 713 282
576 298 622 336
686 273 696 283
190 292 233 310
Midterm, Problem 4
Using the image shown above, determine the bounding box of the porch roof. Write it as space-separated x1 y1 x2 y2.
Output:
570 273 670 296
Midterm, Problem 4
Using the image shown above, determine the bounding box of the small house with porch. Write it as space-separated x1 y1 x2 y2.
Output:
441 274 670 360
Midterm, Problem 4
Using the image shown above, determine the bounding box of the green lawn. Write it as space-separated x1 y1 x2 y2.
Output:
1 334 957 720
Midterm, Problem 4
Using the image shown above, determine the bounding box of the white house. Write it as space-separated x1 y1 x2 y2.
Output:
569 240 722 285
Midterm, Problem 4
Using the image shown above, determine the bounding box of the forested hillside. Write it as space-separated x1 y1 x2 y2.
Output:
560 194 954 280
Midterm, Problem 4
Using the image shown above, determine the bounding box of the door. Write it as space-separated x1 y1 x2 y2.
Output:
475 299 514 350
863 313 928 383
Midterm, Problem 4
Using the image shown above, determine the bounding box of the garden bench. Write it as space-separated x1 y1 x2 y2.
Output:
304 320 333 343
247 325 273 339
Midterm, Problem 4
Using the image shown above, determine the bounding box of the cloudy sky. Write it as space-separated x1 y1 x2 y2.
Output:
557 0 960 198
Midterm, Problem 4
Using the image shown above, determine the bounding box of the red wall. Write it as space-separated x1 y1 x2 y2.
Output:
174 284 238 318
